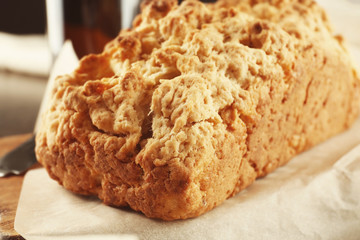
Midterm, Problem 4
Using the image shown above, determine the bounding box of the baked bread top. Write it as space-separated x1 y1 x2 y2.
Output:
36 0 360 220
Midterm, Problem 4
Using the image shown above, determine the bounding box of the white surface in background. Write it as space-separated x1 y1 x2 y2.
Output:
46 0 64 57
120 0 141 29
0 32 52 76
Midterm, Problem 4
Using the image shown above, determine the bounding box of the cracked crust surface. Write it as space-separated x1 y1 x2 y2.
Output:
35 0 360 220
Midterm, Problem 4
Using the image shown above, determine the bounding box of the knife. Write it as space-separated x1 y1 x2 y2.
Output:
0 135 36 177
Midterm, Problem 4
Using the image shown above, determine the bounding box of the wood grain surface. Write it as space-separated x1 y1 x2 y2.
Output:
0 134 33 240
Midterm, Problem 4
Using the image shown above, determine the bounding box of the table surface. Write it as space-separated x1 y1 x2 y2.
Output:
0 133 37 240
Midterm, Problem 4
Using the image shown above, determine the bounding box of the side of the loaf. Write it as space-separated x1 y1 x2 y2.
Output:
35 0 360 220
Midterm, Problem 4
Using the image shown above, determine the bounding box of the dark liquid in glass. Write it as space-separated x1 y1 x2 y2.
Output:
63 0 121 58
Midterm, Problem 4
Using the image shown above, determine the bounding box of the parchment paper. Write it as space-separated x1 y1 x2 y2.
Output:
14 1 360 239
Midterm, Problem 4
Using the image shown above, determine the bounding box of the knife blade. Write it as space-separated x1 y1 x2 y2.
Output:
0 135 36 177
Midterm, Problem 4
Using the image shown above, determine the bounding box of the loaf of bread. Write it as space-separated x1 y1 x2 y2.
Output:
35 0 360 220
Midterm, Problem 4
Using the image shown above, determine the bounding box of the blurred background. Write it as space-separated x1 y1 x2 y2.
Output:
0 0 48 137
0 0 359 137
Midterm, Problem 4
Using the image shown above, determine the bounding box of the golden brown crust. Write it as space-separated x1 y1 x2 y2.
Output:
35 0 360 220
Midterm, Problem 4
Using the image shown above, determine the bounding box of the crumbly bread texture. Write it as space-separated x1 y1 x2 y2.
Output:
36 0 360 220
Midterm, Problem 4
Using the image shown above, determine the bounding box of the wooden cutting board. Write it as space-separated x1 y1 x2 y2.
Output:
0 133 36 240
